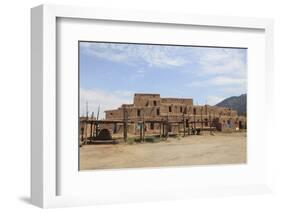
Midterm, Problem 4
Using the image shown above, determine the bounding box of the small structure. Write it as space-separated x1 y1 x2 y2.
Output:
96 128 112 140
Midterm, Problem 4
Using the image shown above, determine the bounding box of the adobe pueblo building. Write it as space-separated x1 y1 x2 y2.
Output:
104 93 246 135
80 93 246 143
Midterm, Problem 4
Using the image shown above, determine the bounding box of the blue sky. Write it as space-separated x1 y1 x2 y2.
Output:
79 42 247 118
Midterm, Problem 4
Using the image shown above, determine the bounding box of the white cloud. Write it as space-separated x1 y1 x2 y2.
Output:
209 76 246 86
220 86 247 96
206 96 225 105
188 76 246 88
80 42 189 69
80 88 133 119
187 76 246 98
197 48 247 77
81 43 247 80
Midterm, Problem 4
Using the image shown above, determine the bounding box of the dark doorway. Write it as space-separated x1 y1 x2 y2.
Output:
193 108 196 115
157 108 160 115
239 121 243 129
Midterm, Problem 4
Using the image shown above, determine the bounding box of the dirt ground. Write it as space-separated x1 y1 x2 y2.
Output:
79 132 247 170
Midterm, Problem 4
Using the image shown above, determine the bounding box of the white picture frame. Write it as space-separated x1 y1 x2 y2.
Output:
31 4 274 208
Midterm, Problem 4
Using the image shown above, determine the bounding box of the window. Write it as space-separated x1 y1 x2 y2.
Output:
137 109 141 116
150 123 154 130
153 100 157 106
157 108 160 115
193 108 196 115
180 106 183 113
169 106 172 112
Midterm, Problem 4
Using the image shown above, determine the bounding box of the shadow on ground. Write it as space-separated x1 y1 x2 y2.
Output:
18 196 31 205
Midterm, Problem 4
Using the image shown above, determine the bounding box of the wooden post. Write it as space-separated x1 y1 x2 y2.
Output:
84 121 88 144
90 123 93 138
138 122 142 142
81 127 84 142
140 122 143 141
113 123 117 134
187 119 190 135
95 123 98 138
209 110 212 134
193 108 196 129
193 117 196 131
183 117 186 137
124 122 128 142
164 122 166 140
201 107 203 130
141 109 145 142
159 121 162 137
142 121 145 142
123 108 128 142
186 106 191 136
165 115 169 140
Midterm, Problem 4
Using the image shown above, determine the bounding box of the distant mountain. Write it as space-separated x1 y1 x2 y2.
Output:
215 94 247 116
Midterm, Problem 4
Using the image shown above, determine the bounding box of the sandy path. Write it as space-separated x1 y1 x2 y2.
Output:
80 132 246 170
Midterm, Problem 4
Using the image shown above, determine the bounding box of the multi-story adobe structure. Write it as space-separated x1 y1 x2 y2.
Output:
102 93 246 135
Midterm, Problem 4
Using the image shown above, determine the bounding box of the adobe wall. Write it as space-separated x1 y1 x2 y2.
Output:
161 98 193 105
105 108 124 120
101 93 245 135
106 104 162 120
133 93 161 107
106 104 238 122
